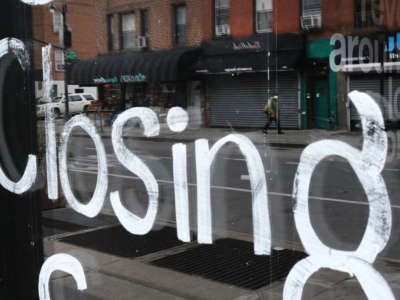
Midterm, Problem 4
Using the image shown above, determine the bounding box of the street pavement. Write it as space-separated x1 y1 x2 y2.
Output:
40 120 400 299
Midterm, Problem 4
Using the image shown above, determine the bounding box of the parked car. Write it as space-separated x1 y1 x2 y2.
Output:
38 94 96 118
36 97 52 118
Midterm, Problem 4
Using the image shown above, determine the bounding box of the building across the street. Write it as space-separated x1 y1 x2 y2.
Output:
32 0 99 100
195 0 304 129
34 0 400 131
303 0 400 130
67 0 205 127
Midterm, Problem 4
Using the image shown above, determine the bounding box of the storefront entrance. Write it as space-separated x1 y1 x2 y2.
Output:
312 79 331 129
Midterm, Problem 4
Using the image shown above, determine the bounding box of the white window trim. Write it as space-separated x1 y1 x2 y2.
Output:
55 49 65 72
52 11 62 34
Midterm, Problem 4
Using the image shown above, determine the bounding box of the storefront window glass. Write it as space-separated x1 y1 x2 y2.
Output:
3 0 400 299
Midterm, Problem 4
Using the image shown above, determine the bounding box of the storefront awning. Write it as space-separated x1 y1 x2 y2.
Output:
68 47 201 86
196 33 304 74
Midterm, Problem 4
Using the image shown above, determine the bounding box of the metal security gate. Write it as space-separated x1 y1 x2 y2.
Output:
207 73 299 128
385 76 400 122
349 76 400 123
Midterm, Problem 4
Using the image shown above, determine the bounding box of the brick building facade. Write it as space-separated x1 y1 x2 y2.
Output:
32 0 98 99
201 0 301 41
198 0 304 129
198 0 400 130
66 0 205 127
302 0 400 130
32 0 400 130
95 0 204 54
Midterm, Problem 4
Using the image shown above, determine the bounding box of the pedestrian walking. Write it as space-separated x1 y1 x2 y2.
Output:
263 95 283 134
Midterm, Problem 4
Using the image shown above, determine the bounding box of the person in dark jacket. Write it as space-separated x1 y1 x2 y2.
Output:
263 95 283 134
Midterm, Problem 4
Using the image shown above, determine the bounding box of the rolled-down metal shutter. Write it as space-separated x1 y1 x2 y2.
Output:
349 77 380 121
384 76 400 121
207 73 299 128
349 76 400 122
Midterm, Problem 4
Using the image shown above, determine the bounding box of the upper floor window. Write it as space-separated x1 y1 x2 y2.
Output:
55 49 64 71
256 0 273 32
301 0 322 30
107 15 114 51
52 11 62 34
354 0 380 28
120 12 136 50
140 9 149 36
215 0 230 36
175 5 187 45
302 0 322 16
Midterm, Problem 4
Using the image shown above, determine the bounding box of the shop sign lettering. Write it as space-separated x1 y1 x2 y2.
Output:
386 33 400 60
120 73 146 83
330 33 400 73
93 76 118 84
232 41 261 51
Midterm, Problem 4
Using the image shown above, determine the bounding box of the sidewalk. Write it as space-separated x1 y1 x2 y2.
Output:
64 120 363 148
42 208 400 300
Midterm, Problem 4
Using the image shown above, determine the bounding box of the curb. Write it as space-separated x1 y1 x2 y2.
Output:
70 133 307 148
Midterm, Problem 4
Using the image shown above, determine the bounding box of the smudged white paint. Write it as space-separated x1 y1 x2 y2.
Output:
0 154 37 194
167 107 189 133
0 38 36 194
42 45 52 101
283 91 394 300
195 134 271 255
59 115 108 218
20 0 52 5
38 253 87 300
172 143 190 242
0 38 30 70
110 108 159 235
45 107 58 199
42 45 58 200
283 255 394 300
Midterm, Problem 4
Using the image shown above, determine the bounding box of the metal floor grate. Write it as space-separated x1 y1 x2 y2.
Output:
60 225 183 258
150 239 306 290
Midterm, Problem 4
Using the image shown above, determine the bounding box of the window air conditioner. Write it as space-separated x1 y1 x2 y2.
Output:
301 15 322 30
137 36 148 49
216 24 230 36
56 64 65 71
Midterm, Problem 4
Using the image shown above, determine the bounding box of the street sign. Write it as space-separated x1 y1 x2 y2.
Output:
66 50 78 61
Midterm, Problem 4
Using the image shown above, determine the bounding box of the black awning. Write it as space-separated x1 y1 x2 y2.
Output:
68 47 201 86
196 33 304 73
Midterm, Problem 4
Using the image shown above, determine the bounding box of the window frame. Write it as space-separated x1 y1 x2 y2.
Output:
54 48 65 72
107 14 114 51
301 0 322 17
174 4 187 46
119 11 136 50
52 10 62 34
140 9 149 37
255 0 273 33
214 0 230 37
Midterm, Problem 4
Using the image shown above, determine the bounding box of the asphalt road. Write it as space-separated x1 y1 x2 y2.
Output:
57 131 400 260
